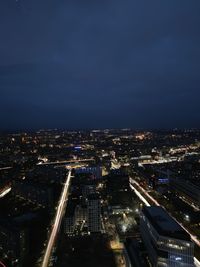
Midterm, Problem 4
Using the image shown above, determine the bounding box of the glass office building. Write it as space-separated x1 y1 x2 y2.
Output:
140 206 194 267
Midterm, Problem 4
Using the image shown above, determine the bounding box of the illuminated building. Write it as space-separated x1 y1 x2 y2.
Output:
75 166 102 179
64 203 87 236
74 204 87 225
64 204 75 236
87 193 101 233
82 185 96 198
140 206 194 267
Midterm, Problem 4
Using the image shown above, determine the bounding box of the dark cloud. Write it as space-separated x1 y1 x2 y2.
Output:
0 0 200 130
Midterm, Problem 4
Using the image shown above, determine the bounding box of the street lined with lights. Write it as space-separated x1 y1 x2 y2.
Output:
41 169 72 267
37 159 94 166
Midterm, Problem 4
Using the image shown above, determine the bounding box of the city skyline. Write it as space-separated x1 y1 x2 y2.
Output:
0 129 200 266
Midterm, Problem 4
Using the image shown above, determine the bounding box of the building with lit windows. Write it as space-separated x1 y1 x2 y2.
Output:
75 166 102 179
64 200 76 236
87 193 101 233
140 206 194 267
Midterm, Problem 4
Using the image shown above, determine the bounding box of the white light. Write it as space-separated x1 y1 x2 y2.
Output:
130 184 150 207
0 187 11 198
42 170 72 267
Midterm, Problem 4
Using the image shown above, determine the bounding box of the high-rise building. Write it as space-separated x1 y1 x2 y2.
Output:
106 169 131 207
64 201 76 236
87 193 101 233
140 206 194 267
74 204 87 226
82 184 96 198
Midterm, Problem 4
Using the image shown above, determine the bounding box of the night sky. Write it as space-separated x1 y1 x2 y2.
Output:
0 0 200 130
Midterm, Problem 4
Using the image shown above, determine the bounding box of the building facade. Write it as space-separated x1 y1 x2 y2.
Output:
140 206 194 267
87 193 101 233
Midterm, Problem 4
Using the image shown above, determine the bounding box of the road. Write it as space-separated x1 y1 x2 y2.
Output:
37 159 94 166
0 187 11 198
0 167 12 171
41 169 72 267
129 178 200 267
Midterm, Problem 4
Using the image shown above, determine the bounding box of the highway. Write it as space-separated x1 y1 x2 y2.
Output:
129 178 200 267
41 169 72 267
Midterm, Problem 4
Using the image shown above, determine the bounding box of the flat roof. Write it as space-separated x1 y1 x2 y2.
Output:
143 206 191 241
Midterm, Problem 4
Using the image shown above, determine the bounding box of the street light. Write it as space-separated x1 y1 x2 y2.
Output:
184 214 190 222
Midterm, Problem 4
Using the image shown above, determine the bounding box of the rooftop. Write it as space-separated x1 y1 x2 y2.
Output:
142 206 191 241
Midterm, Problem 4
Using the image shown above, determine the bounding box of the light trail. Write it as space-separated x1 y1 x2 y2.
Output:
37 159 94 166
0 261 6 267
0 187 11 198
178 196 200 211
130 184 150 207
0 167 12 171
195 258 200 267
129 178 200 267
130 178 160 206
41 170 72 267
